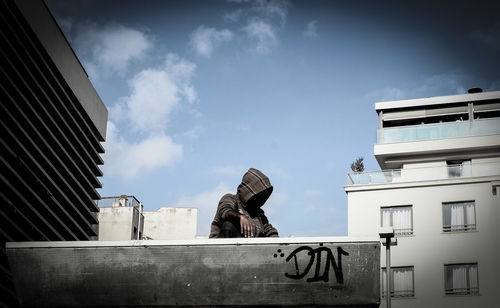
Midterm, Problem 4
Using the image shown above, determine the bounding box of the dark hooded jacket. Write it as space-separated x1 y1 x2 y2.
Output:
209 168 279 238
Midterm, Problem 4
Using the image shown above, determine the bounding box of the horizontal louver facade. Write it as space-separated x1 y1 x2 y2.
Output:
0 0 107 306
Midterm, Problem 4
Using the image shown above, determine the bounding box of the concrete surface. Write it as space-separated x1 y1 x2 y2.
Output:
98 206 144 240
143 207 197 240
7 237 380 307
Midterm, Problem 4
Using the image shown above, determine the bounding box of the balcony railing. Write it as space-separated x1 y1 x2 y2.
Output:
445 288 479 296
96 195 141 208
347 161 500 185
377 118 500 144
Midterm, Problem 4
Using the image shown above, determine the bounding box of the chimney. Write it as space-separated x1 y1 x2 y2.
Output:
468 88 483 94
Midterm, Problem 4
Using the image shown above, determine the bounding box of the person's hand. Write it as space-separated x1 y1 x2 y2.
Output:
239 215 255 237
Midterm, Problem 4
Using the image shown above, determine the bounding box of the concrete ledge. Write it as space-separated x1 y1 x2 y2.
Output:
7 238 380 307
344 175 500 192
6 236 380 248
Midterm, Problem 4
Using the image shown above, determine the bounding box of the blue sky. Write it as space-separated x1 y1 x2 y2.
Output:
46 0 500 237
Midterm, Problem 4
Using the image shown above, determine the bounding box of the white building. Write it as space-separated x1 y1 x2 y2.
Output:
143 207 197 240
97 195 198 240
345 90 500 307
97 195 145 240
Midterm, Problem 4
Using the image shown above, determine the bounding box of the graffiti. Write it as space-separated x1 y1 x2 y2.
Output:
274 244 349 283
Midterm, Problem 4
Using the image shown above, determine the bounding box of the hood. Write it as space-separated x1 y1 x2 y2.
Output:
237 168 273 207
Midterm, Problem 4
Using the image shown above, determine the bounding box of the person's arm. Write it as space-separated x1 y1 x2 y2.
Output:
263 224 279 237
224 210 255 238
260 211 279 237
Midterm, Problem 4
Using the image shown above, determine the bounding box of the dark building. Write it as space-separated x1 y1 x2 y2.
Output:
0 0 107 306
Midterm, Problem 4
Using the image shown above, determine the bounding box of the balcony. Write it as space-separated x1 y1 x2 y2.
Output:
347 161 500 185
377 118 500 144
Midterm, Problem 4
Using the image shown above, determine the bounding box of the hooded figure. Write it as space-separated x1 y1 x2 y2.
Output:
209 168 278 238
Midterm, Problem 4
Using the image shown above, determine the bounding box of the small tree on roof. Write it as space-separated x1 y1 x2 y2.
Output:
350 157 365 172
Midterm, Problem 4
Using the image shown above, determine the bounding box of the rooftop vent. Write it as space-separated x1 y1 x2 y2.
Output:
468 87 483 94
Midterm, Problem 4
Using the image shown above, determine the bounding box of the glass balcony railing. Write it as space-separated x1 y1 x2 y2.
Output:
347 161 500 185
377 118 500 144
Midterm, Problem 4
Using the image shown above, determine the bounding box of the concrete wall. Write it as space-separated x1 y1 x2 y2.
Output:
7 238 380 307
347 178 499 307
143 207 197 240
98 207 144 240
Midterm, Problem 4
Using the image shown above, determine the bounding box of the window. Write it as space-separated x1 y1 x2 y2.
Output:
381 206 413 235
443 201 476 232
382 266 414 297
446 160 471 178
445 263 479 296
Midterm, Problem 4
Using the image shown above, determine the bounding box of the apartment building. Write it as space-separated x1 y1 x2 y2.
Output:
345 90 500 307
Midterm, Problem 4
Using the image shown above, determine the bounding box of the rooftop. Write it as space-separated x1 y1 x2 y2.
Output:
375 90 500 111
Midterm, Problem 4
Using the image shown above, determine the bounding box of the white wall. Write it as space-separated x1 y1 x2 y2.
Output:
143 207 197 240
347 180 499 307
98 207 135 240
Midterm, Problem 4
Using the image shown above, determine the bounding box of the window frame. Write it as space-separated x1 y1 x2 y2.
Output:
380 205 414 236
381 266 415 298
446 160 471 178
444 263 479 296
442 201 476 233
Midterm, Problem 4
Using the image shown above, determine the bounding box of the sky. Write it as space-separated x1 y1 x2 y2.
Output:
45 0 500 237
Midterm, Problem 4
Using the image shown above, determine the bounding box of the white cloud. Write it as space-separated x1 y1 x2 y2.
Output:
114 53 197 134
252 0 289 27
225 0 289 54
189 26 233 57
70 22 151 77
303 20 318 39
104 53 198 179
122 69 178 133
183 125 205 140
176 183 233 236
102 122 183 180
244 19 277 54
224 9 243 22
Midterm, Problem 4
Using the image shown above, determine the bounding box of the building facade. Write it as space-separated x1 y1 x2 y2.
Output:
97 196 144 241
0 0 107 306
97 195 198 240
143 207 197 240
346 90 500 307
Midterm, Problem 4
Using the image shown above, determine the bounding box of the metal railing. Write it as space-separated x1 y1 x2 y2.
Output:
394 228 413 236
445 288 479 296
443 224 476 232
377 117 500 144
347 161 500 185
96 195 141 208
382 290 415 298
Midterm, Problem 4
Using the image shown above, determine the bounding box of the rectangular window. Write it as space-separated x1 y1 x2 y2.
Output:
446 160 471 178
382 266 414 298
381 206 413 235
445 263 479 296
443 201 476 232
